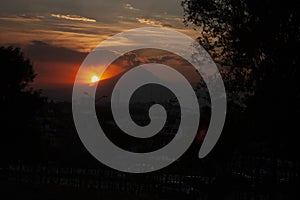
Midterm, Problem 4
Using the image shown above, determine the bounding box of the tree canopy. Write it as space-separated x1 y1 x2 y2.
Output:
182 0 300 158
0 46 36 95
1 46 45 161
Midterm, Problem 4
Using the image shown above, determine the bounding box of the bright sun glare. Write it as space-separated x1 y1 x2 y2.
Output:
91 75 100 83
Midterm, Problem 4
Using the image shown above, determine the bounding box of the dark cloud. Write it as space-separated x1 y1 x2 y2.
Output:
24 40 87 63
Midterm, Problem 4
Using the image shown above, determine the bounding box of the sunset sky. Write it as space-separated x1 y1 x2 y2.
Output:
0 0 198 100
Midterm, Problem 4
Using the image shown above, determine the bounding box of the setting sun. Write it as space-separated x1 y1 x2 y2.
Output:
91 75 100 83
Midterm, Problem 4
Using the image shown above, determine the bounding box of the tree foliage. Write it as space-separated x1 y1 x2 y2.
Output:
182 0 300 158
182 0 299 70
1 46 46 161
0 46 36 94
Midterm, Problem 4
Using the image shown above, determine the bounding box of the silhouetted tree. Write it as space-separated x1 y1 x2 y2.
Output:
182 0 300 147
182 0 300 193
0 46 35 94
1 46 46 162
